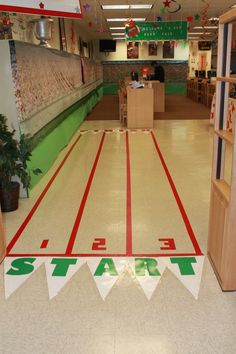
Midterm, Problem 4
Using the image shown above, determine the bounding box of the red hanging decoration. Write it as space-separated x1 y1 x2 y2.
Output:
163 0 171 7
125 19 140 38
186 16 193 23
167 0 181 14
39 2 45 9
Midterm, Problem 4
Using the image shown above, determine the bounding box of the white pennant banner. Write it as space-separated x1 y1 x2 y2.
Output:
87 257 128 300
4 256 205 300
129 257 167 300
45 257 86 299
162 256 205 299
4 257 46 299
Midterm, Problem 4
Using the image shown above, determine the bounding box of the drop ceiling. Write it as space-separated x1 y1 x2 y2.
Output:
77 0 236 39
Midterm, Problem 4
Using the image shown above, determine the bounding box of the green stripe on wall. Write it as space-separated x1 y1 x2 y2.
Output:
103 83 186 95
27 86 103 190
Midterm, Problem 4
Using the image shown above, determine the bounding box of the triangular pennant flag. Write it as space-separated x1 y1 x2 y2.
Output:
45 257 86 299
129 257 166 300
87 257 127 300
4 257 46 299
162 256 205 299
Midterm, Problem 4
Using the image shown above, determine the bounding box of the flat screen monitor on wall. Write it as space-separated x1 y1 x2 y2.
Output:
99 40 116 52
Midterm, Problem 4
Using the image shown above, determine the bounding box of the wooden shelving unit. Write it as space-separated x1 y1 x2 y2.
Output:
208 7 236 291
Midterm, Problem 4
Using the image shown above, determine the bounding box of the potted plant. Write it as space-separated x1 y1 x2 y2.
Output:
0 114 40 212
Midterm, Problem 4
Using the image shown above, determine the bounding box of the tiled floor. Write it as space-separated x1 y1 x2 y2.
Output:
1 119 236 354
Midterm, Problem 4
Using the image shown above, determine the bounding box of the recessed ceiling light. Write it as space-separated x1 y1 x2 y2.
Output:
102 4 152 10
107 18 146 22
111 33 125 36
194 26 218 29
110 27 126 30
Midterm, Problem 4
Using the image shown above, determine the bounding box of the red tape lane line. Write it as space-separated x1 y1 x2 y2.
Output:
126 131 133 256
150 131 203 256
6 134 82 255
6 252 200 258
65 132 106 255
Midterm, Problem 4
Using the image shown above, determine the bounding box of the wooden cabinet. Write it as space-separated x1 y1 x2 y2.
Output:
127 87 154 129
208 8 236 290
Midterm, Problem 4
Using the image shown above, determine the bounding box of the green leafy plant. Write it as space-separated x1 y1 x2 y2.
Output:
0 114 40 189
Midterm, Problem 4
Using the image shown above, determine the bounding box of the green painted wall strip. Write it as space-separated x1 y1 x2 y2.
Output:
102 82 186 95
31 85 103 149
27 86 103 190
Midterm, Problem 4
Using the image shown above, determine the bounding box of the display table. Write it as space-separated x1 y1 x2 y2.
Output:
127 86 154 128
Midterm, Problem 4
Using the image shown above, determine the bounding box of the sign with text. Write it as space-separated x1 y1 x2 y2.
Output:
127 21 187 41
0 0 82 19
4 256 205 300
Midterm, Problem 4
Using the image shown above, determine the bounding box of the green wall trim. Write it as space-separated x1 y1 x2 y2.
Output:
31 84 103 149
103 82 186 95
27 85 103 190
103 83 118 95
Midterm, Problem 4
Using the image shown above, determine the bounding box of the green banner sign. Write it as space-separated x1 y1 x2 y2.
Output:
127 21 187 41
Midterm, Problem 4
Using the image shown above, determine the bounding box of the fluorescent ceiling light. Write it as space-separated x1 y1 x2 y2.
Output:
113 37 126 40
194 26 218 29
111 33 124 36
130 5 153 9
107 18 146 22
102 5 129 10
110 27 125 30
102 4 152 10
188 32 211 35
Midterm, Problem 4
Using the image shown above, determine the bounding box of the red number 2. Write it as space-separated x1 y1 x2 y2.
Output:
92 238 107 251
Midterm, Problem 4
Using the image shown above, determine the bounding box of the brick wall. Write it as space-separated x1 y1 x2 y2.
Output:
103 61 188 83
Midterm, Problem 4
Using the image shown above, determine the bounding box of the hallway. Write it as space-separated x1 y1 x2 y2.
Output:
2 118 236 353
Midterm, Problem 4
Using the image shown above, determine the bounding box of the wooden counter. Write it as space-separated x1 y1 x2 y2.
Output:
146 81 165 112
127 87 154 129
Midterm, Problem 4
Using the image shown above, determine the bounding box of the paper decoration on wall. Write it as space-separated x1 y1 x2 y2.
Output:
4 256 205 300
0 12 12 39
157 16 162 21
0 0 82 19
39 2 45 9
163 0 171 7
125 19 140 38
127 21 187 41
186 16 193 23
194 13 200 21
160 7 166 14
167 0 181 14
83 3 92 13
201 0 210 27
127 41 139 59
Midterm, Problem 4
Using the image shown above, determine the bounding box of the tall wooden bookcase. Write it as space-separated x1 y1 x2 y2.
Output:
208 8 236 290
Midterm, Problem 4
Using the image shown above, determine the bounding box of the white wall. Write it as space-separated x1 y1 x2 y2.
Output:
188 40 212 78
97 40 189 61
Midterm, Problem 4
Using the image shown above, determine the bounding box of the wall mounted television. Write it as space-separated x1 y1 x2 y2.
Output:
99 40 116 52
